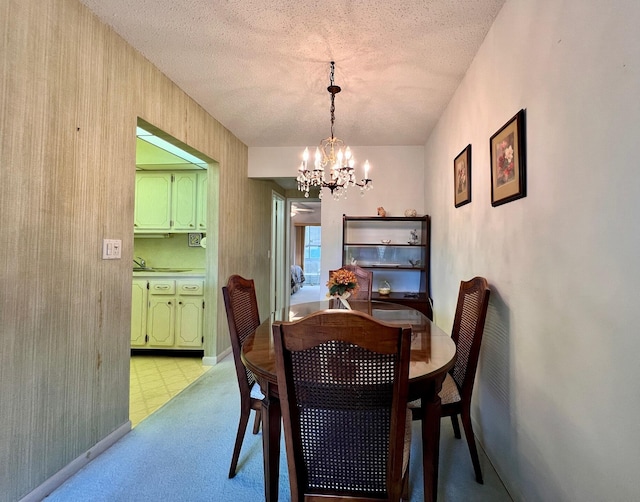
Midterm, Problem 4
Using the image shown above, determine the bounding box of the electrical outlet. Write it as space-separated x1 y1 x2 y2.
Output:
102 239 122 259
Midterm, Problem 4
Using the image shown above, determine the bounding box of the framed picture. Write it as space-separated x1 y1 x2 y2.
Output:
454 144 472 207
490 109 526 206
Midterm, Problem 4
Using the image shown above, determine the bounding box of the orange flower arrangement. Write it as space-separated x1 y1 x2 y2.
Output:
326 268 360 297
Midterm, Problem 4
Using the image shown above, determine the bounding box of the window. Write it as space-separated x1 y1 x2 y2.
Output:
303 226 321 285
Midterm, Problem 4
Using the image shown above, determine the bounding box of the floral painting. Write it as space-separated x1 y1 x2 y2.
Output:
454 144 471 207
490 109 526 206
496 136 515 186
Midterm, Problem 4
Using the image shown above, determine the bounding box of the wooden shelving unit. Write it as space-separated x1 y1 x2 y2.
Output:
342 214 432 319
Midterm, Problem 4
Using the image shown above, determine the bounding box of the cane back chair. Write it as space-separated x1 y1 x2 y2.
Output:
409 276 490 484
273 309 413 501
222 274 264 478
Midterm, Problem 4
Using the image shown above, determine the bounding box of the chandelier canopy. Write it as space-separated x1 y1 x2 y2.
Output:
296 62 372 199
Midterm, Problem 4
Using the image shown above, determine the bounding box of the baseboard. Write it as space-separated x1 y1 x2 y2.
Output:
131 348 204 357
20 421 131 502
202 346 231 366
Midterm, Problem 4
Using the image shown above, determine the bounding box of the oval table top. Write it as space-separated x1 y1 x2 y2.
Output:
242 300 456 388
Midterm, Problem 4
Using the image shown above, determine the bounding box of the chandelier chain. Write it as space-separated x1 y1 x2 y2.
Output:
330 92 336 140
329 62 336 140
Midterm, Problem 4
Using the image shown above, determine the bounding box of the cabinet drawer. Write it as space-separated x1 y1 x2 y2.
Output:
149 280 176 294
177 280 204 296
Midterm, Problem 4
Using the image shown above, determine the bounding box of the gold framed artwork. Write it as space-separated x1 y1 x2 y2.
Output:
490 109 526 206
454 144 472 207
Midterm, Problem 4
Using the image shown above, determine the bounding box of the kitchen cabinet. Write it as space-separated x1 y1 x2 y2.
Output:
172 173 198 231
342 214 432 318
131 279 149 346
134 171 207 233
134 173 172 231
196 171 207 232
131 275 205 350
175 281 204 347
147 280 176 347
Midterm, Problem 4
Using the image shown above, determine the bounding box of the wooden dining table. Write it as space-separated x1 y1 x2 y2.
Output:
241 299 456 502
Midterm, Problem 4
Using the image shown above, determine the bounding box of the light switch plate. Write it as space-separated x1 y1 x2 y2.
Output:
102 239 122 259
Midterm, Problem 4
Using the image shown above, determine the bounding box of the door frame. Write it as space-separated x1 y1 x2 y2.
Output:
270 191 286 315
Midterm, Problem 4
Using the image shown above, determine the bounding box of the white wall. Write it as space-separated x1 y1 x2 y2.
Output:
424 0 640 500
250 146 425 299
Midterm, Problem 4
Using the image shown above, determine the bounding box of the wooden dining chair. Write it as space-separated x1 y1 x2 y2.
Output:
329 264 373 301
222 274 264 478
409 276 490 484
272 310 413 501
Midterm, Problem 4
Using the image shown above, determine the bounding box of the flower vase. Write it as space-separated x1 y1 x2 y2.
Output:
337 291 352 310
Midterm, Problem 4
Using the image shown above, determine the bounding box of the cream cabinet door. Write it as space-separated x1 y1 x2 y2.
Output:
131 279 148 346
175 280 204 348
147 280 176 347
147 297 176 346
172 173 198 231
134 173 172 231
175 297 203 347
196 172 207 232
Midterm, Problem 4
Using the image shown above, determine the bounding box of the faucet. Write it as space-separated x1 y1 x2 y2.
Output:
133 257 146 269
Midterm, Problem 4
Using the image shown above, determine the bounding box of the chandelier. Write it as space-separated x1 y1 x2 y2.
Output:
296 61 373 200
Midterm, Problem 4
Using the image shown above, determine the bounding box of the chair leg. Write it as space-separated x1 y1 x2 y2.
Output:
460 410 483 484
450 414 461 439
252 408 262 434
229 408 250 478
401 466 410 501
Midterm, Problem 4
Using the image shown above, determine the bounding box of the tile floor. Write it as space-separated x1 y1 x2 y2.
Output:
129 354 211 427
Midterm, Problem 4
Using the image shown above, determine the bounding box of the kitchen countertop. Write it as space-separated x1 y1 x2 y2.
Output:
132 268 205 278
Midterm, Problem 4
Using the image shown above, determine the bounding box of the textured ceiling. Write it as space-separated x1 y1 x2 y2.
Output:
79 0 505 147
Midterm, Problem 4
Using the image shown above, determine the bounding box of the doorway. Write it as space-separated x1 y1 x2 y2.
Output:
271 192 286 314
131 118 217 427
288 199 321 305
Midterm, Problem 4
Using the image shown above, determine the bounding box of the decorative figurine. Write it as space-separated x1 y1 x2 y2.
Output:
378 280 391 295
409 229 419 244
404 209 417 217
377 207 387 217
